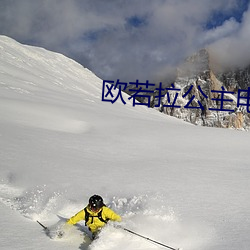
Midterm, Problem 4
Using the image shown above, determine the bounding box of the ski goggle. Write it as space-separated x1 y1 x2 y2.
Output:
90 204 101 211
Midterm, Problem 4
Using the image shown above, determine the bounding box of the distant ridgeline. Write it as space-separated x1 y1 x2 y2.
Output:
149 49 250 130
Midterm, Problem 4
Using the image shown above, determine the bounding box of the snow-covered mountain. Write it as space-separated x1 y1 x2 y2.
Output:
0 36 250 250
155 49 250 130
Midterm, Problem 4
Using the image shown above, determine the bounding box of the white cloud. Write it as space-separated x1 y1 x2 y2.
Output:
209 5 250 69
200 18 240 45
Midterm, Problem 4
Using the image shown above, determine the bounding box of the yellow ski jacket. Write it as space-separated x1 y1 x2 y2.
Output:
67 206 121 233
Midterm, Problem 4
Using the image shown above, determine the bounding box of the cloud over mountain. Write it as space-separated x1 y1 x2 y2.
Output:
0 0 249 81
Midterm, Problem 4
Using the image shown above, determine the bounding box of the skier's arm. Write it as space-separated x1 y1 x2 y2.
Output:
67 209 85 225
104 207 122 222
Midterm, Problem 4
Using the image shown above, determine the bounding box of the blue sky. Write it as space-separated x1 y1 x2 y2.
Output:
206 0 249 28
0 0 249 82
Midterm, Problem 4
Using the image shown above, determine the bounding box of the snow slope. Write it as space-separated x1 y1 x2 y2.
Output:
0 35 250 250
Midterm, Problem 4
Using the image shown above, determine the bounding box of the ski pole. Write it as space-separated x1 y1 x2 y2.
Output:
122 227 180 250
37 220 48 231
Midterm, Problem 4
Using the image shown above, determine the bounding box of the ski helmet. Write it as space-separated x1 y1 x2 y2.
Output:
89 195 104 210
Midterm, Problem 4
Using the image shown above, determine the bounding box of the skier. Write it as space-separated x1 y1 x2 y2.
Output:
66 194 121 239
